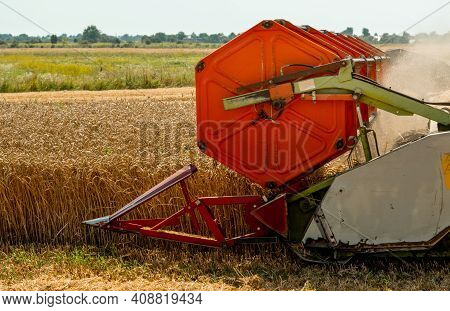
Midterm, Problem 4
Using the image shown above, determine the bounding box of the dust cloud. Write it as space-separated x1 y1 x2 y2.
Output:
381 42 450 101
372 41 450 153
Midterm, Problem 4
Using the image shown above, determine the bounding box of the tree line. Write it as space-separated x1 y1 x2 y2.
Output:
0 25 448 46
0 25 237 46
341 27 413 44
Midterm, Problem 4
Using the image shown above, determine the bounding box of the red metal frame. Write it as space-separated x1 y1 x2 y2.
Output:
85 165 276 247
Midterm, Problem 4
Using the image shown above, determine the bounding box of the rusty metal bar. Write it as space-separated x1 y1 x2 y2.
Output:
108 164 197 223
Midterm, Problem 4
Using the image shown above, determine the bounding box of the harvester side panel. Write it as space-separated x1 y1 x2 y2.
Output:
278 22 349 59
343 34 385 56
323 31 370 57
303 27 361 58
196 21 385 188
304 131 450 249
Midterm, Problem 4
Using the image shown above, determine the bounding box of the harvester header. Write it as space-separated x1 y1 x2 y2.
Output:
85 20 450 262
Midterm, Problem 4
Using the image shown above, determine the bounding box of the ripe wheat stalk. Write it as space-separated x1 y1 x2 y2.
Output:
0 89 265 245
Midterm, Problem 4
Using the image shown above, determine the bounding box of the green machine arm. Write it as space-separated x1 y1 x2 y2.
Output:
223 60 450 126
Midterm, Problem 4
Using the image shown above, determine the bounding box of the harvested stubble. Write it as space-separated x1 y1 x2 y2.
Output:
0 88 263 245
2 245 450 290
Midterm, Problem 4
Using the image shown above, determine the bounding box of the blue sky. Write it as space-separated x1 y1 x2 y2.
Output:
0 0 449 36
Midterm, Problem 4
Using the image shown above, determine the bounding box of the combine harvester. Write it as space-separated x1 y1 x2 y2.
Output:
85 20 450 261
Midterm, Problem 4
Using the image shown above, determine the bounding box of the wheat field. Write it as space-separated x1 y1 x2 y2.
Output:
0 88 265 245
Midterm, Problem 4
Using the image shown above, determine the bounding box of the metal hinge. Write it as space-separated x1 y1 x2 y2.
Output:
314 207 338 247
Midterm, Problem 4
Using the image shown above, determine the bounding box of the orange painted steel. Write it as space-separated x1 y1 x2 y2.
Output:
195 20 387 189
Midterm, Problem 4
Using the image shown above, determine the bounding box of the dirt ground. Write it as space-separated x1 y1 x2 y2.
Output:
0 245 449 291
0 87 195 103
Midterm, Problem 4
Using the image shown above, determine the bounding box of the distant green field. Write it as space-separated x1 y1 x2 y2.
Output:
0 42 221 49
0 48 211 92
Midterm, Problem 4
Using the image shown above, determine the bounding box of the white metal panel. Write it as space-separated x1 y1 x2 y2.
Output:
303 131 450 245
